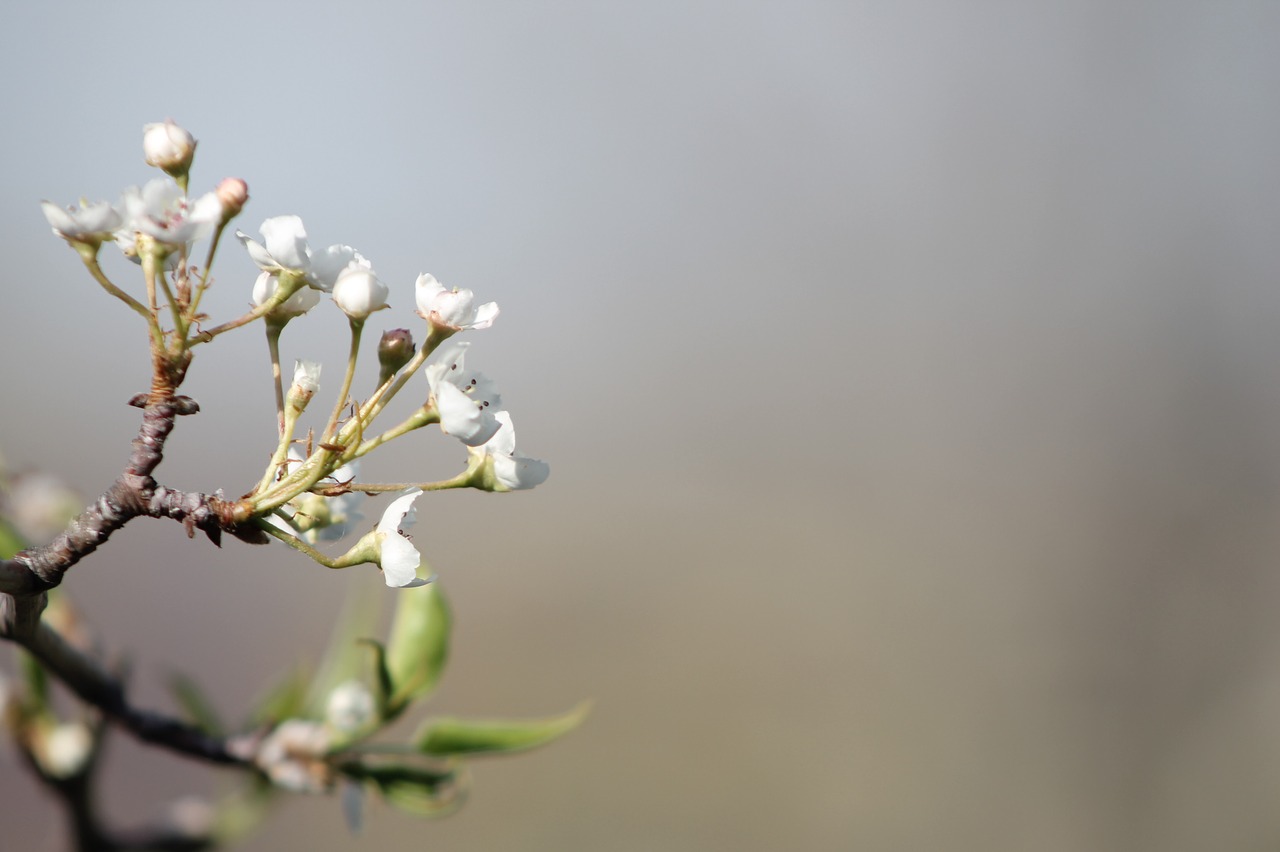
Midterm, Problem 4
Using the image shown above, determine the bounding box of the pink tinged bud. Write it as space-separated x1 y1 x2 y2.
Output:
216 177 249 221
378 328 416 375
143 119 196 175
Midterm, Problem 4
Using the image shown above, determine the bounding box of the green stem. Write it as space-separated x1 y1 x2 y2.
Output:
256 520 346 568
154 262 186 344
340 470 474 494
266 322 287 436
333 325 448 450
77 252 163 347
255 400 301 498
352 407 438 459
184 221 226 332
189 274 306 345
321 318 365 446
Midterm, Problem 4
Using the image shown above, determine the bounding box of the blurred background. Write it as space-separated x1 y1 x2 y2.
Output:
3 2 1280 850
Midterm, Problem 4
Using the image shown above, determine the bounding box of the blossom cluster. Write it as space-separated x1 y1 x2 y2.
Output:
24 119 583 824
40 119 549 591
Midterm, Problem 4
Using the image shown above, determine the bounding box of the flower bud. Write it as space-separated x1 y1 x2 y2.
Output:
1 471 81 545
142 119 196 177
325 680 376 734
333 266 389 320
253 271 319 321
287 360 321 413
215 177 249 222
38 722 93 778
377 328 416 383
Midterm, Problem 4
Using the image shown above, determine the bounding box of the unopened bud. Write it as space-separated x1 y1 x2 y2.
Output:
377 328 416 383
216 177 249 221
142 119 196 177
287 360 322 413
333 267 389 320
325 680 376 734
38 722 93 778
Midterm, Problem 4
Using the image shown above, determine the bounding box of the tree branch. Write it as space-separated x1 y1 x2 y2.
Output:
1 393 265 769
15 619 257 766
0 397 262 598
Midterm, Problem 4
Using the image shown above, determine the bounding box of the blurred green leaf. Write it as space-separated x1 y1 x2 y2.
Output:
386 583 451 713
18 650 49 714
356 638 394 720
166 672 224 735
341 759 462 817
304 583 381 716
414 701 591 757
0 518 25 559
247 667 310 726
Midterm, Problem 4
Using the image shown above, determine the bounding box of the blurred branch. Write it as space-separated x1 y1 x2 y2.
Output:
14 720 216 852
0 389 265 768
10 619 256 766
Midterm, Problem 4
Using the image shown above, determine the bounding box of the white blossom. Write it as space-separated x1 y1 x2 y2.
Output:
375 489 428 588
424 340 502 446
254 720 333 793
414 273 498 331
471 411 550 491
118 178 220 247
40 199 122 243
252 271 321 319
237 215 368 292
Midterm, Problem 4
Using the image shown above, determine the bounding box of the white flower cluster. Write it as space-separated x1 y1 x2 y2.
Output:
40 120 549 594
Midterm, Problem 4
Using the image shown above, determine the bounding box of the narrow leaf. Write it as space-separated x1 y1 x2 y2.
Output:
0 519 25 559
356 638 394 720
303 584 381 716
414 701 591 757
342 761 463 817
166 673 224 735
386 583 451 712
248 668 309 726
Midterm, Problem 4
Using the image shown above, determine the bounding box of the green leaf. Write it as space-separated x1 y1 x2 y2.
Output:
166 673 224 735
247 667 310 726
18 650 49 716
0 518 25 560
303 584 382 716
341 760 463 817
386 583 451 713
356 638 394 720
414 701 591 757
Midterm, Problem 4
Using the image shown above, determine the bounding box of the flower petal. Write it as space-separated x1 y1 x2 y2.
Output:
260 215 310 269
493 454 550 490
436 382 501 446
